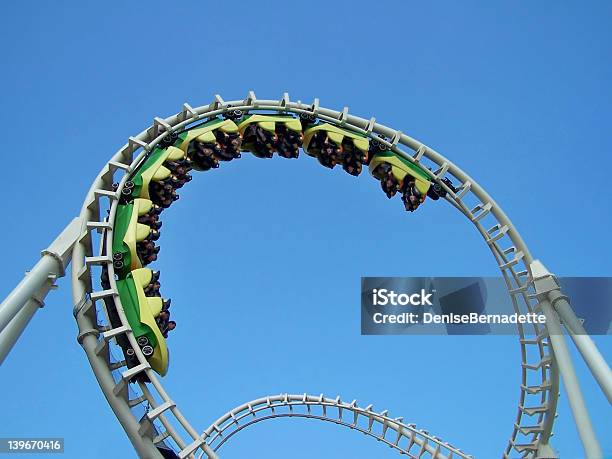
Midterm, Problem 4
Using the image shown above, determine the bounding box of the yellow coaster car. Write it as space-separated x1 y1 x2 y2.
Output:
112 199 159 278
116 268 169 376
238 115 303 159
177 118 242 170
123 146 187 201
303 123 369 175
369 151 434 212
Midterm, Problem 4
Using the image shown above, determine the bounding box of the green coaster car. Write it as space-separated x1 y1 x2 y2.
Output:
121 146 187 202
116 268 169 376
303 123 369 174
112 198 155 278
238 114 303 158
177 118 241 170
369 151 431 195
369 151 440 212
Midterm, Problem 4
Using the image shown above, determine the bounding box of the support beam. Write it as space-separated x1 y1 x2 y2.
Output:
549 289 612 404
0 218 81 361
0 293 46 365
530 260 612 403
532 260 603 459
540 300 602 458
0 256 60 333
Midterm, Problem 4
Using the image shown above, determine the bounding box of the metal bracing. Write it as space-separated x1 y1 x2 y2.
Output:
0 92 601 458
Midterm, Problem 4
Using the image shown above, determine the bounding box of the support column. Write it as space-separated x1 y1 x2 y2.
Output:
531 260 603 459
0 292 46 365
548 289 612 404
0 218 81 362
0 256 61 333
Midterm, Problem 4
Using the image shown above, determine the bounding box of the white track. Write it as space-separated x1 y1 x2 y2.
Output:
71 92 560 458
198 393 474 459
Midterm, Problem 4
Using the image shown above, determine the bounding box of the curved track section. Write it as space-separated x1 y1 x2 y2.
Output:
198 393 473 459
71 93 559 458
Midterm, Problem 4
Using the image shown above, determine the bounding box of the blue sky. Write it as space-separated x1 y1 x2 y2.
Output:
0 1 611 458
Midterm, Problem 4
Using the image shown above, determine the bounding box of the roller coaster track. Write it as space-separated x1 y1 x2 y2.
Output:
71 92 558 459
1 92 609 458
198 393 474 459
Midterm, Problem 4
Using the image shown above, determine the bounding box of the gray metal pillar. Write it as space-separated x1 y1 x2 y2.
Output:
0 256 61 333
0 218 81 362
540 300 602 458
548 289 612 404
532 261 603 459
0 295 45 365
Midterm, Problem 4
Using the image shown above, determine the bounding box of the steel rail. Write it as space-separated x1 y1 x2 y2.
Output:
73 92 567 458
197 393 473 459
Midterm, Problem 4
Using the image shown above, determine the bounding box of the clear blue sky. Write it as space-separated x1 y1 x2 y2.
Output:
1 1 610 458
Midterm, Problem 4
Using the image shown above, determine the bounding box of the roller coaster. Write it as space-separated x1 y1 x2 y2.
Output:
0 92 610 459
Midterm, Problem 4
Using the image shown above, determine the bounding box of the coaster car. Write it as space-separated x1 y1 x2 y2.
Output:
238 115 303 159
303 123 369 174
112 199 157 278
116 268 169 376
177 118 242 170
122 146 189 207
369 151 433 212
